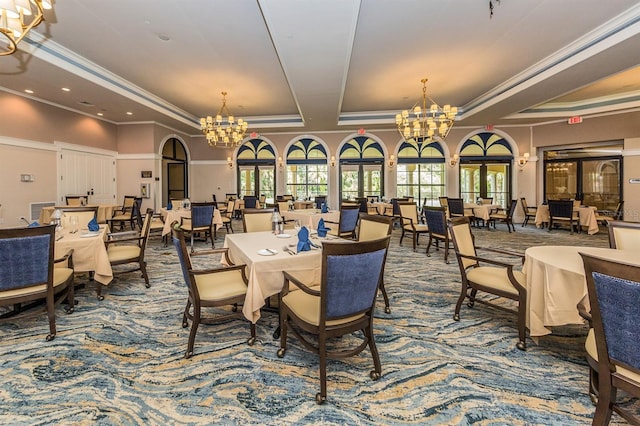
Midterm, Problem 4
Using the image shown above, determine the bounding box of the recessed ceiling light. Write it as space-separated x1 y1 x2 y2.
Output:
24 89 34 94
126 112 133 115
62 87 71 92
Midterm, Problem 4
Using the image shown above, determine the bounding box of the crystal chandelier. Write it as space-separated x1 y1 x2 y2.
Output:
200 91 249 148
396 78 458 142
0 0 53 56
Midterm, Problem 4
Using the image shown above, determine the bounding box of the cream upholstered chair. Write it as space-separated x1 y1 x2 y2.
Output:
60 206 98 228
0 224 75 341
277 237 390 404
580 253 640 426
109 196 141 231
102 208 152 299
487 199 518 233
172 225 256 358
221 200 235 234
65 195 87 206
180 202 215 252
242 208 274 233
520 197 537 227
595 201 624 226
398 201 428 251
608 220 640 251
448 217 528 350
357 213 393 314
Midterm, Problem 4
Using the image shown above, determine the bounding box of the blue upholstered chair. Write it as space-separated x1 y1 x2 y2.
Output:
171 225 255 359
243 195 257 209
0 224 75 341
448 217 528 350
325 204 360 239
277 236 390 404
580 253 640 426
180 202 215 253
314 195 327 210
423 206 451 263
357 213 393 314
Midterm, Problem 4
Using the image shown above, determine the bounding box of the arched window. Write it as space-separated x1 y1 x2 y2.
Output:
237 138 276 201
459 132 513 207
285 138 328 199
396 137 445 206
339 136 384 201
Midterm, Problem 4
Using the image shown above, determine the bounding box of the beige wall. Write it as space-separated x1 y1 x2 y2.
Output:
2 90 640 228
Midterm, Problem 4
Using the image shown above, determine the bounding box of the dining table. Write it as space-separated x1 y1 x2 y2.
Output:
280 208 341 230
160 207 223 237
54 224 112 285
522 245 639 338
223 230 327 323
534 204 599 234
464 203 500 222
40 204 119 225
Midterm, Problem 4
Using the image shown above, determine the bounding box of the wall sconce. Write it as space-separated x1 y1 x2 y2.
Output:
518 152 530 168
330 155 336 167
227 157 233 169
278 156 284 169
449 153 459 167
388 154 395 168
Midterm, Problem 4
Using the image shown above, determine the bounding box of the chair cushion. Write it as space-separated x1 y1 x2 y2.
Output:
194 269 247 301
466 267 525 297
0 268 73 300
107 245 141 262
585 328 640 384
283 289 364 327
111 213 131 221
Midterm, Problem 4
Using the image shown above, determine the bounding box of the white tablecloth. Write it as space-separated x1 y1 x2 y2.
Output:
522 245 639 337
160 207 223 236
464 203 500 221
281 209 341 230
224 231 323 323
55 225 112 285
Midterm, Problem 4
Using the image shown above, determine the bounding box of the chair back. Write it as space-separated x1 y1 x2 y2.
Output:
438 197 449 208
448 217 478 270
60 206 99 227
423 206 447 238
0 224 55 293
338 205 360 234
277 201 290 214
547 199 573 219
190 202 215 228
65 195 87 206
447 198 465 216
171 226 197 294
225 193 237 201
243 208 275 233
608 220 640 251
314 196 327 209
520 197 531 214
366 195 379 203
357 214 393 242
398 202 419 224
243 196 257 209
320 237 389 320
355 197 368 213
573 199 582 209
139 208 153 252
480 197 493 205
506 199 518 218
224 200 235 218
259 194 266 205
122 195 137 212
581 253 640 396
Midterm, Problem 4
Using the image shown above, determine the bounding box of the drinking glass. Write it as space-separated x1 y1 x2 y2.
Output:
69 215 79 233
294 219 301 234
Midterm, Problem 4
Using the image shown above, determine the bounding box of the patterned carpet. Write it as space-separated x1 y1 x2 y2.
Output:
0 220 633 425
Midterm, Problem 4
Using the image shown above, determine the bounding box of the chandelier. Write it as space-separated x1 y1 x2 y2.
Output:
396 78 458 142
0 0 53 56
200 91 248 148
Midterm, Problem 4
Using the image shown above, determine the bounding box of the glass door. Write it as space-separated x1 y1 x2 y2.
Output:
340 163 383 201
460 162 510 207
258 166 275 203
238 164 275 203
238 166 256 197
340 164 359 201
581 158 620 210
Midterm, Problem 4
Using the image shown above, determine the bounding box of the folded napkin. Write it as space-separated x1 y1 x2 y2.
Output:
167 200 173 211
88 217 100 232
317 218 331 238
321 202 328 213
28 221 40 228
297 226 311 252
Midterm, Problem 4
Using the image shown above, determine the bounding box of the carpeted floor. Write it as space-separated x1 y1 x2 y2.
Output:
0 220 634 425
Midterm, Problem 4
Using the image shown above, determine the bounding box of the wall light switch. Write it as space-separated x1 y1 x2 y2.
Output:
20 174 34 182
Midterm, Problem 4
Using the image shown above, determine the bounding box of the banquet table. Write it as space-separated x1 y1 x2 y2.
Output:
54 224 112 285
464 203 500 222
522 245 638 338
534 204 599 234
40 204 119 225
223 231 326 323
160 207 223 237
281 208 341 230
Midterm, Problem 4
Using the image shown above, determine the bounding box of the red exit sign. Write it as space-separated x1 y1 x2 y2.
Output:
568 116 583 125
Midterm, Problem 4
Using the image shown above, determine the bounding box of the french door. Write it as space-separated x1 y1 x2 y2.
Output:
460 161 511 207
59 148 116 205
339 162 383 201
238 164 275 202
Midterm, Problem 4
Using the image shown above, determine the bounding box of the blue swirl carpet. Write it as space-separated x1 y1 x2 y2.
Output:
0 222 635 425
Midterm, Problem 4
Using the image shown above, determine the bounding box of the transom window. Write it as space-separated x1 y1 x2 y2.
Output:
285 138 328 200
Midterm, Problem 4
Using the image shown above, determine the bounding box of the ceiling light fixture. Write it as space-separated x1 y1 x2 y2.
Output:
0 0 52 56
200 91 249 148
396 78 458 143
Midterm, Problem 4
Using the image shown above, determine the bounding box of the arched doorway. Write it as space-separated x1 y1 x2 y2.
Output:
338 136 385 202
162 137 188 205
237 138 276 202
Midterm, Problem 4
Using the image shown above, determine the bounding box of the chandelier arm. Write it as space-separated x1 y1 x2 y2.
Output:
0 1 46 56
